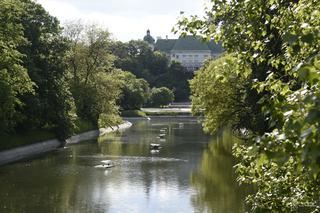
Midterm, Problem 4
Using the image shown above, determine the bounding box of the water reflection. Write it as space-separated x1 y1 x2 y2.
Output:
0 117 248 213
191 130 249 213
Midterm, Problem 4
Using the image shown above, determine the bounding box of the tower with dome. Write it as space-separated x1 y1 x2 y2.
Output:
143 29 155 50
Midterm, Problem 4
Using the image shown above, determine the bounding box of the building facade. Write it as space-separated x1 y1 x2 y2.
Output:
143 30 223 72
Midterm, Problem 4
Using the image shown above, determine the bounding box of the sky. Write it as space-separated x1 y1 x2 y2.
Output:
37 0 208 42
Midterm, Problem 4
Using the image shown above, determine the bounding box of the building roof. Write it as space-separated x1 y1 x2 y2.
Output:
154 35 223 53
154 39 176 53
172 36 210 51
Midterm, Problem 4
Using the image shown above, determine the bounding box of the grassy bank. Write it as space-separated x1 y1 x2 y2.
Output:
120 110 147 117
0 130 56 151
73 119 97 134
0 119 97 152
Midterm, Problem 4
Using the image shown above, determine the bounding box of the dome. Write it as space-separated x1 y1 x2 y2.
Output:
143 29 155 45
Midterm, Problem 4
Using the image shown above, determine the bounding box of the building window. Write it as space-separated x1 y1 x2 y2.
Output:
183 55 186 58
176 55 179 59
195 55 199 57
204 55 209 58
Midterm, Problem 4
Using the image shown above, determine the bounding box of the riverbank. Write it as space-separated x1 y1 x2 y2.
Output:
121 104 192 117
142 103 191 116
0 119 97 152
66 121 132 144
0 121 132 166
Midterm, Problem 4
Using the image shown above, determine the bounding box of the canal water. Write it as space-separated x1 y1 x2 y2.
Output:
0 117 248 213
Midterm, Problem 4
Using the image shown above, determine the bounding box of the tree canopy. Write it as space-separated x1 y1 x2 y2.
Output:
110 40 193 101
190 55 249 133
177 0 320 211
148 87 174 107
0 0 75 139
116 71 150 110
0 0 34 133
64 21 122 128
0 2 124 143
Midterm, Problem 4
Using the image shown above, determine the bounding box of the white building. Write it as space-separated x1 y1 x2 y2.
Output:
144 31 223 72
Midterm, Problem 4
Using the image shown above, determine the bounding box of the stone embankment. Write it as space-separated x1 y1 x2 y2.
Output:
0 121 132 166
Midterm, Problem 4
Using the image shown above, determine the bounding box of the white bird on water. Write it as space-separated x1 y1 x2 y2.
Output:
150 143 161 150
94 160 114 169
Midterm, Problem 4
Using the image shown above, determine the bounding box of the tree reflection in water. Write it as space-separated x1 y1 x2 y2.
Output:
191 130 250 213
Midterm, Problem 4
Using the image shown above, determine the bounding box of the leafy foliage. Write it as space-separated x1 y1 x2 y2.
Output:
0 0 34 133
154 61 193 101
17 0 75 139
148 87 174 107
190 55 249 133
0 0 75 140
110 40 192 101
177 0 320 211
64 22 122 128
116 71 150 110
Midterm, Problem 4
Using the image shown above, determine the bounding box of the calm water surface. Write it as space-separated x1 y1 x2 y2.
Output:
0 117 248 213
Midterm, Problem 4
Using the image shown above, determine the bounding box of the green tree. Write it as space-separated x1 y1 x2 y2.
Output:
0 0 75 139
111 41 193 101
16 0 75 139
177 0 320 211
190 55 249 133
148 87 174 107
155 61 193 101
64 22 122 127
111 40 155 81
0 0 34 134
117 71 150 110
149 51 169 76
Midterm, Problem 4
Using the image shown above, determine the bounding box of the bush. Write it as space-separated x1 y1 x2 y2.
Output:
148 87 174 107
117 71 150 110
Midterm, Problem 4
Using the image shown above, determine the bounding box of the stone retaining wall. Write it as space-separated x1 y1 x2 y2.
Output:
0 121 132 166
0 139 60 166
66 121 132 144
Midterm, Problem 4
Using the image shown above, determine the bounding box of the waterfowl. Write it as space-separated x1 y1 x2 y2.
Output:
150 143 161 150
150 149 160 154
159 133 166 138
95 160 114 168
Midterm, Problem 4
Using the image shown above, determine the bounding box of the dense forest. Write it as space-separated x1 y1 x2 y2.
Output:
178 0 320 211
0 0 184 144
